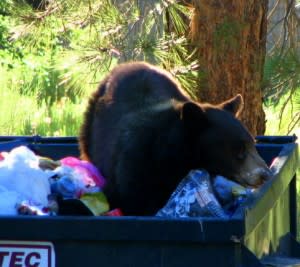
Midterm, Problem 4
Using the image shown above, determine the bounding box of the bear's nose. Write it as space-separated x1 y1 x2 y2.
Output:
241 167 273 187
260 168 273 181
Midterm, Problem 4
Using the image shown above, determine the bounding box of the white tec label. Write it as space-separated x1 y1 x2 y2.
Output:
0 241 55 267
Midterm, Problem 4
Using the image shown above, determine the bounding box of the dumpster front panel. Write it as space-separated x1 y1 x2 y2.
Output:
54 240 243 267
0 216 247 267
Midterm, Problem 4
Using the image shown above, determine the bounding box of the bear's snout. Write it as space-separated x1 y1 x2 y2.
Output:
240 167 272 187
235 148 272 187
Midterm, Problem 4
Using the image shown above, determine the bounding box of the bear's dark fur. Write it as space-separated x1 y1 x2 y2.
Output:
79 62 270 215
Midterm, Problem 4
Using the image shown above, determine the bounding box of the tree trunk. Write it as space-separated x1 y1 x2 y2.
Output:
190 0 268 136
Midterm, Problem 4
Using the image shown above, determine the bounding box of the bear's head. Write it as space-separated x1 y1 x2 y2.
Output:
182 94 271 187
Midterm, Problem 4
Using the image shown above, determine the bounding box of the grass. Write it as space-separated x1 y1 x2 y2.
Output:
0 86 88 137
0 89 85 136
0 44 99 136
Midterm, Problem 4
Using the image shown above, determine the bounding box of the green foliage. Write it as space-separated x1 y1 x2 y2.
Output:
264 51 300 102
0 15 24 66
0 0 196 136
265 89 300 135
0 0 12 15
263 49 300 134
25 62 83 106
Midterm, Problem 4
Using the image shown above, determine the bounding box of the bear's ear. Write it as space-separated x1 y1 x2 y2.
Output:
219 94 243 117
181 102 209 132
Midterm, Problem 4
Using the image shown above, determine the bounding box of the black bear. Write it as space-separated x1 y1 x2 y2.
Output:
79 62 271 216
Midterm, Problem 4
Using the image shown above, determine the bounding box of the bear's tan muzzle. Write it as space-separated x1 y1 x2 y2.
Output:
235 147 273 187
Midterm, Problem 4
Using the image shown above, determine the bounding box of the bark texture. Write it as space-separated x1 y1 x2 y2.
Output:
190 0 268 135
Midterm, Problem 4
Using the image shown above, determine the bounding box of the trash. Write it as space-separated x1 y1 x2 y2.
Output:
0 146 52 215
103 208 123 216
213 175 254 215
16 200 52 216
157 169 255 218
0 187 20 215
49 164 100 199
60 157 106 188
38 157 60 170
0 145 253 218
0 146 112 216
156 170 229 218
80 192 109 215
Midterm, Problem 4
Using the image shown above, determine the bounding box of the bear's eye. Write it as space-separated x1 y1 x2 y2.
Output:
236 144 247 161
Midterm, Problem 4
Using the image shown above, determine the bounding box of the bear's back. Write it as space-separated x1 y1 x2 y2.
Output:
101 62 190 110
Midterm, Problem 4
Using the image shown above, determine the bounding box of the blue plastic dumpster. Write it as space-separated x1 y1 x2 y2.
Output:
0 135 298 267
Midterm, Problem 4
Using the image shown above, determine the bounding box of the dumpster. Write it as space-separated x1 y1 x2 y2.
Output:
0 135 298 267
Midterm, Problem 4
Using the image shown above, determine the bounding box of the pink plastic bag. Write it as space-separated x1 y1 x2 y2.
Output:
60 157 106 188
